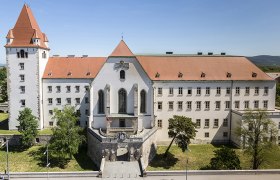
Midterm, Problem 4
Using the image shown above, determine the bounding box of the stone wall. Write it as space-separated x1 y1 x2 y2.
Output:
141 128 157 168
0 134 51 146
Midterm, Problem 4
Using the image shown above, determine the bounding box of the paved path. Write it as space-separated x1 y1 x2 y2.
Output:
102 161 141 178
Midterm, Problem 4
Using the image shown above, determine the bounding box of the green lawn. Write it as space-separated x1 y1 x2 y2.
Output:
147 144 280 170
0 113 8 122
0 145 97 172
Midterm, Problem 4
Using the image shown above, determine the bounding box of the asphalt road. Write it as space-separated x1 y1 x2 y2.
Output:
9 174 280 180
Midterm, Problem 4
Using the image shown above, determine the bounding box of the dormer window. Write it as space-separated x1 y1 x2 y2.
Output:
120 70 125 80
86 72 91 76
201 72 206 78
155 72 160 78
252 72 257 78
67 72 72 76
48 72 52 76
178 72 183 78
226 72 231 78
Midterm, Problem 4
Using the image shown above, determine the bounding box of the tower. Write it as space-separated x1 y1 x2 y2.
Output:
5 4 49 129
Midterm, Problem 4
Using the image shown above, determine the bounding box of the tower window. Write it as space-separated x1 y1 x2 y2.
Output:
118 88 127 113
120 70 125 80
20 50 25 58
42 51 46 59
20 99 25 107
19 63 24 70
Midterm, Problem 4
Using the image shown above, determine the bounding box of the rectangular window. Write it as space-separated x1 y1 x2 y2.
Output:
263 100 268 109
48 98 52 104
66 86 71 93
75 86 80 93
49 121 54 126
49 110 53 115
187 101 192 110
206 87 210 95
226 87 231 95
56 98 61 105
56 86 61 93
158 119 162 128
178 101 183 110
225 101 230 109
235 101 240 109
255 87 259 95
85 97 89 104
178 87 183 95
236 87 240 95
264 87 269 95
66 98 71 104
158 87 162 95
205 132 209 138
196 119 201 128
76 98 81 104
20 99 25 107
244 101 249 109
85 109 89 116
245 87 250 95
254 100 259 109
187 88 192 95
196 101 201 110
205 119 209 128
216 101 221 109
197 87 201 95
19 74 25 82
214 119 219 127
85 86 89 91
168 101 174 110
20 86 25 93
216 87 221 95
223 119 228 127
205 101 210 110
223 132 228 137
19 63 24 70
76 110 81 117
158 102 162 110
169 87 173 95
48 86 52 93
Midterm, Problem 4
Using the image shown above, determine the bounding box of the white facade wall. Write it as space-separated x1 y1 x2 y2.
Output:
90 57 153 130
42 79 92 128
153 80 276 143
6 47 43 129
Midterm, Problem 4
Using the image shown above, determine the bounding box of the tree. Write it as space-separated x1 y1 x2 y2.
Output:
236 109 278 169
209 146 241 170
49 106 85 160
0 67 7 102
164 115 196 157
17 108 38 147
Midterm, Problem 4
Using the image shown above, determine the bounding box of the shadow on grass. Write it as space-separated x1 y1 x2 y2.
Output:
211 143 239 149
148 152 178 169
73 145 98 171
0 119 8 130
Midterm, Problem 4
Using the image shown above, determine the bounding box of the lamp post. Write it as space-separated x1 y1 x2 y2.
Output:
44 144 50 180
1 139 10 180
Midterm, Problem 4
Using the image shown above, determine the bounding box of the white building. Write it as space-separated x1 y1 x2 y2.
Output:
5 5 280 165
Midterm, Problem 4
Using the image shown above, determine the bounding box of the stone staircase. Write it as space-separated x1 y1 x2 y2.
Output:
102 161 141 179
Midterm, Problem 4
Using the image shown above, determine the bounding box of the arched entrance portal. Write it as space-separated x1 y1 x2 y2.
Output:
117 147 128 161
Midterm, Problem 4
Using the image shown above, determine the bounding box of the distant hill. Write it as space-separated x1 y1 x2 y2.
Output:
247 55 280 66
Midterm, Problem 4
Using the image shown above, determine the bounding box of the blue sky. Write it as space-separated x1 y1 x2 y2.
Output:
1 0 280 63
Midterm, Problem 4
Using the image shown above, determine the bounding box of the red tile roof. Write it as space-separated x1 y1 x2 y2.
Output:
43 57 106 79
5 4 49 49
110 40 134 57
136 56 273 81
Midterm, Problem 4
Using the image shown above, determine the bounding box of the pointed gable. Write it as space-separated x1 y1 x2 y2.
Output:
5 4 49 49
110 40 134 57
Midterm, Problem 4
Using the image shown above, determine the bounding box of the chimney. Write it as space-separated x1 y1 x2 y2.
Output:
221 52 226 55
67 55 75 58
208 52 213 55
166 52 173 55
197 52 203 55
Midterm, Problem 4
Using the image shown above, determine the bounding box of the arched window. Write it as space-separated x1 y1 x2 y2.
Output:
140 90 146 113
120 70 125 80
20 50 25 58
118 88 127 113
98 90 104 114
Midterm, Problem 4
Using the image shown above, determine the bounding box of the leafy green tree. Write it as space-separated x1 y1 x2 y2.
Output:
0 67 7 102
49 106 85 160
209 146 241 170
17 108 38 147
164 115 196 157
236 109 278 169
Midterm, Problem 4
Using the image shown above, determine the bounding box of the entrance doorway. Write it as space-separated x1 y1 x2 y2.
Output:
119 119 125 127
117 147 128 161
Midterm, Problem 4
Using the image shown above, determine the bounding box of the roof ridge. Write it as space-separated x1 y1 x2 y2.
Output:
110 40 134 57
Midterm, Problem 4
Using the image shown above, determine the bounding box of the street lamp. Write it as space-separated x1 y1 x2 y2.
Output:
44 144 50 180
1 139 10 180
